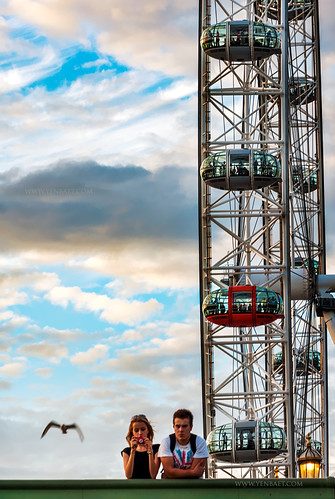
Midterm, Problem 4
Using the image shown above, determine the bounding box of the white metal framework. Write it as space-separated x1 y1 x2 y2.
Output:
198 0 327 478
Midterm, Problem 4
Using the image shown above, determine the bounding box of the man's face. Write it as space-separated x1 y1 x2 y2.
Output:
173 417 193 445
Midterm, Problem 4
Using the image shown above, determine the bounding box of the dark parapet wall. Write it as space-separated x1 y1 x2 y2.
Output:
0 478 334 499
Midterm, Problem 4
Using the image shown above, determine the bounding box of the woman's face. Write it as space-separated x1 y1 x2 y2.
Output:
132 421 149 439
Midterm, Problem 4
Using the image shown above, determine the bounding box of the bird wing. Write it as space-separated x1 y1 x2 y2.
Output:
41 421 61 439
66 423 84 441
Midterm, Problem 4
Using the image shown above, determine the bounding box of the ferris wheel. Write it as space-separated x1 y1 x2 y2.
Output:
198 0 334 478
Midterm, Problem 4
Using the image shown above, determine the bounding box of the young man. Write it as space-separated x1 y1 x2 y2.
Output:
158 408 209 478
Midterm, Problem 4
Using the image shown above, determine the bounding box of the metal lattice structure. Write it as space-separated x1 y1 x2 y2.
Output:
198 0 328 478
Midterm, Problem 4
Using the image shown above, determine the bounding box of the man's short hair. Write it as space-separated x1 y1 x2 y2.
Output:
173 408 194 426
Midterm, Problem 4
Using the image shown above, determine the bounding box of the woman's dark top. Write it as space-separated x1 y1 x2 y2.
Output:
121 444 160 479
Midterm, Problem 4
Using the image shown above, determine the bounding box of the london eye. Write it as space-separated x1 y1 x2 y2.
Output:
199 0 333 478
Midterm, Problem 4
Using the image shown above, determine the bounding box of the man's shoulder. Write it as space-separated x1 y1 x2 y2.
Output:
194 434 207 444
194 435 209 458
157 436 173 457
160 435 171 445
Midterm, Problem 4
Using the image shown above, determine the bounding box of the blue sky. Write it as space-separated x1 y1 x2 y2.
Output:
0 0 335 480
0 0 201 479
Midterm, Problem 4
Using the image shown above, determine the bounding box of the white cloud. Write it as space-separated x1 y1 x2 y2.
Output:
159 79 197 101
35 367 52 378
30 272 61 292
71 344 108 365
118 323 159 343
44 285 163 325
95 0 197 76
0 269 61 318
7 0 82 38
0 311 16 321
150 321 200 354
0 362 26 378
0 269 60 295
27 324 83 342
0 45 60 93
71 242 198 298
17 341 68 363
7 0 197 76
0 289 27 309
0 354 11 363
0 313 30 330
0 72 197 174
104 319 201 387
0 342 11 352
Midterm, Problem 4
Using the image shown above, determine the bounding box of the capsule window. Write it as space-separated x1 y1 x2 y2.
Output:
256 289 268 312
215 25 226 48
266 154 279 176
230 25 249 47
220 426 232 451
230 154 250 177
260 424 277 450
253 24 279 49
200 153 227 180
253 152 280 177
265 28 277 48
232 291 252 313
214 153 227 177
200 24 226 51
202 289 228 317
236 428 256 450
254 23 265 47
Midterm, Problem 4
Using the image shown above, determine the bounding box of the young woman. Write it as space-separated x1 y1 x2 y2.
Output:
121 414 160 479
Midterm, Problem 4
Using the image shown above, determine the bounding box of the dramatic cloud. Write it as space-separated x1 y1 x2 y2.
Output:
0 162 197 252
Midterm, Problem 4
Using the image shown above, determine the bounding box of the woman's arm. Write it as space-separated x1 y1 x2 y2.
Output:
146 441 160 478
122 449 136 479
148 451 160 478
122 438 138 479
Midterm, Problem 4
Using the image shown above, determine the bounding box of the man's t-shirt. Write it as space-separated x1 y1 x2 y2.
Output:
158 435 209 469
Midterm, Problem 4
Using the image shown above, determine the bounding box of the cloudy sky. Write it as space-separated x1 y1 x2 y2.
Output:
0 0 334 480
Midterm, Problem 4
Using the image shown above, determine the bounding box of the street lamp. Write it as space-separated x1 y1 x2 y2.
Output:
297 433 322 478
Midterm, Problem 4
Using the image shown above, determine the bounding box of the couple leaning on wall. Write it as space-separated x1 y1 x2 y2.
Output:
121 408 209 479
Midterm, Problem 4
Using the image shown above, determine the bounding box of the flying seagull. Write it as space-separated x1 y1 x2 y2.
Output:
41 421 84 441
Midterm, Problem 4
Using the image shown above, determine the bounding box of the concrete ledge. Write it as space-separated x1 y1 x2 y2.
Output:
0 478 334 498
